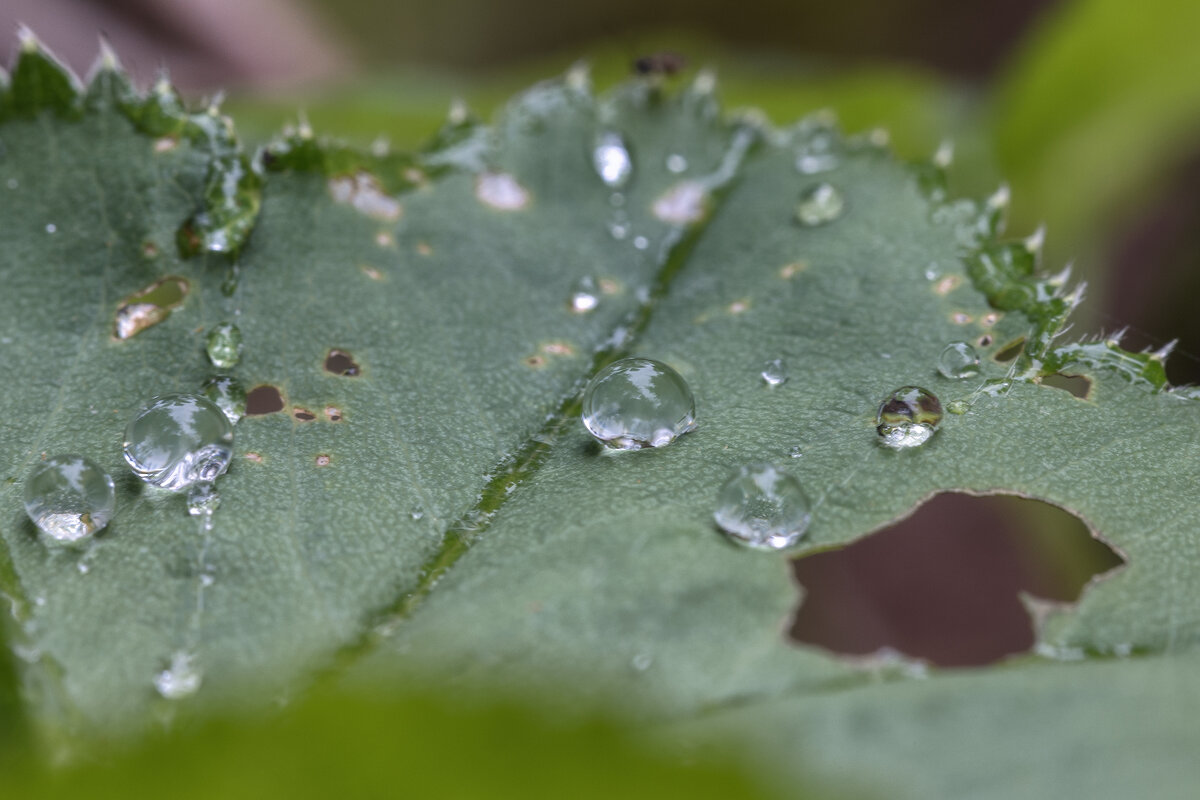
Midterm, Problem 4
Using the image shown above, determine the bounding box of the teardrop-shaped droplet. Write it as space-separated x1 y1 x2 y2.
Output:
713 464 811 550
123 394 234 491
569 276 599 313
937 341 981 380
795 182 845 226
187 483 220 531
761 357 788 386
23 455 115 543
581 357 696 450
205 321 243 369
592 130 633 189
200 375 247 424
876 386 943 449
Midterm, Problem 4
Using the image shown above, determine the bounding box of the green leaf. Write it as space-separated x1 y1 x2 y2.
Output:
2 38 1199 798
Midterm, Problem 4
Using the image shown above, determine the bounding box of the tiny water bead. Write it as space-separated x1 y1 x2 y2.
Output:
937 341 981 380
23 455 115 543
592 130 633 189
794 182 845 227
154 651 202 700
205 321 242 369
876 386 943 449
568 276 599 313
201 376 247 424
581 357 696 450
761 358 788 387
187 483 221 531
713 464 811 551
123 394 234 491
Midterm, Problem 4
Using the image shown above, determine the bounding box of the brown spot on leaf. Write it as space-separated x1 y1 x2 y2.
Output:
245 385 285 416
244 452 263 464
293 407 316 422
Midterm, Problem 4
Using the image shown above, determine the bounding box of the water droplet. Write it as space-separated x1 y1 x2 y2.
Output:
794 118 840 174
653 181 707 225
946 400 970 415
45 223 57 234
200 376 247 424
123 394 234 491
876 386 943 449
631 653 653 671
592 130 633 189
328 172 402 220
187 483 220 530
154 651 202 699
713 464 811 551
475 172 530 211
205 321 242 369
937 342 981 380
795 182 845 226
23 455 115 544
665 153 688 173
410 505 425 521
633 235 649 250
200 572 215 588
76 561 90 575
787 445 803 458
581 357 696 450
569 276 599 313
113 276 190 340
6 178 18 190
761 358 788 387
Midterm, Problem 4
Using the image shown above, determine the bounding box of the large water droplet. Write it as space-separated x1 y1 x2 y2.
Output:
713 464 811 550
794 182 845 226
592 130 633 189
761 357 788 386
123 394 234 491
154 651 202 699
937 341 981 380
187 483 220 531
201 375 247 424
876 386 943 449
205 322 243 369
569 276 599 313
23 455 115 544
581 357 696 450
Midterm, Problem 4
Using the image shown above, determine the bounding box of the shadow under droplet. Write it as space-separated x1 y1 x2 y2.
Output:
789 493 1123 668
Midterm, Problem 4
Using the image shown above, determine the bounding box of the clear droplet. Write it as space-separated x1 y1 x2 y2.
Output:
633 235 649 250
205 321 243 369
23 455 115 544
794 119 840 175
187 483 220 531
713 464 811 551
937 341 981 380
123 394 234 491
410 505 425 521
200 375 247 424
154 651 202 699
45 223 57 234
795 182 845 226
787 445 803 458
581 357 696 450
876 386 943 449
665 153 688 174
761 358 788 386
631 653 653 671
946 400 970 415
592 130 633 189
569 276 599 313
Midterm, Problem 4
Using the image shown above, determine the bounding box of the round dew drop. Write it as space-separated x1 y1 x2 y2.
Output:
592 130 634 189
713 464 811 551
23 455 115 543
876 386 943 449
761 357 788 386
937 341 981 380
581 357 696 450
201 375 247 424
205 321 243 369
123 393 234 491
795 182 845 226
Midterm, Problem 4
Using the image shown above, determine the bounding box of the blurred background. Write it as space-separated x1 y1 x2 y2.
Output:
2 0 1195 666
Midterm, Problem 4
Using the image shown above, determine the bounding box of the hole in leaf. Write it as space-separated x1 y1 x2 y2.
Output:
993 338 1025 363
293 407 316 422
112 276 189 340
789 493 1124 668
1040 373 1092 399
324 349 361 377
315 454 331 467
245 385 285 416
978 334 993 348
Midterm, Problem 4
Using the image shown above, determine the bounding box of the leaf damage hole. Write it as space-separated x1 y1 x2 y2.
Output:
978 334 994 348
788 493 1124 668
993 337 1026 363
245 385 286 416
324 406 343 422
112 276 190 340
324 349 361 376
315 454 331 467
293 407 316 422
1040 373 1092 399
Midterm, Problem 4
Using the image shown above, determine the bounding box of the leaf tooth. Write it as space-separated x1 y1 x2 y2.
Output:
1064 281 1087 309
1106 326 1130 346
85 35 122 83
446 97 470 126
1148 339 1178 361
1023 224 1046 257
690 68 717 95
986 182 1011 212
564 60 591 93
932 138 955 169
1048 262 1074 289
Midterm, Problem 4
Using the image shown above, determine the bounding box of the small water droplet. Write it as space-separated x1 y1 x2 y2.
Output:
713 464 811 550
154 651 202 700
946 400 970 415
200 376 247 424
592 130 633 189
761 358 788 387
937 342 981 380
924 264 940 281
200 572 215 588
787 445 803 458
475 172 530 211
123 394 234 491
633 235 649 250
631 653 653 671
23 455 115 544
76 561 90 575
876 386 943 449
653 181 707 225
187 483 220 530
205 321 242 369
795 182 845 226
45 223 57 234
581 357 696 450
568 276 599 313
794 119 840 175
410 505 425 521
327 172 402 220
6 178 17 190
665 153 688 173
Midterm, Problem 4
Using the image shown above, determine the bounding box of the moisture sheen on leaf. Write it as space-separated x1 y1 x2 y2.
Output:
2 36 1200 800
